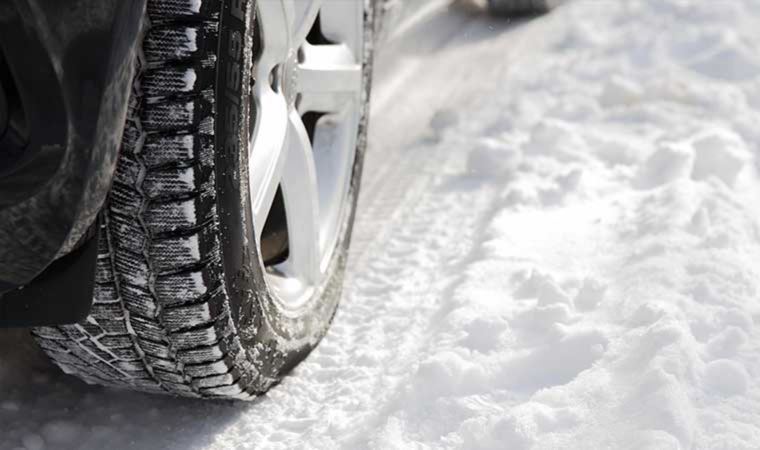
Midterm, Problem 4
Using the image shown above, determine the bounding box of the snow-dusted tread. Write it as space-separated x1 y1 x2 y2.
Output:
31 0 267 400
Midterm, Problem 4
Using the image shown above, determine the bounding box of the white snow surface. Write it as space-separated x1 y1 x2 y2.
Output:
3 1 760 449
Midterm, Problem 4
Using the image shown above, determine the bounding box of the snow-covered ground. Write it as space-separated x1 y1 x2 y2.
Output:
3 0 760 448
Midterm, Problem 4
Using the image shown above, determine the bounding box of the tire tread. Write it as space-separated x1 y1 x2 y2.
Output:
32 0 257 400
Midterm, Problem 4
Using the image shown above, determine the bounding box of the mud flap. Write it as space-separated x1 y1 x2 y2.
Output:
0 225 99 327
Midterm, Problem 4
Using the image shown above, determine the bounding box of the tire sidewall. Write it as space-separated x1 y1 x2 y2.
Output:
215 0 375 380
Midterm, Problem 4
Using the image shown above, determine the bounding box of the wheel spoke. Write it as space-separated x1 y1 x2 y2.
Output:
291 0 323 46
296 44 362 114
317 1 364 59
311 102 360 255
250 88 289 237
280 111 321 282
256 1 292 74
257 0 321 72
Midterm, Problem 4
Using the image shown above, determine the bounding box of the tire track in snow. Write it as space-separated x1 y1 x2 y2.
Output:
220 117 503 449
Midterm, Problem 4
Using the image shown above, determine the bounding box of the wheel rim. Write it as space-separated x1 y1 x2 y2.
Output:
249 0 365 309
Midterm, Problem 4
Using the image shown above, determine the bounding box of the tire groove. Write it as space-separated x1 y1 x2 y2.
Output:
132 17 202 395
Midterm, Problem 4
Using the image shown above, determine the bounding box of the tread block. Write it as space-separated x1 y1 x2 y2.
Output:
121 285 159 318
110 213 148 254
110 183 143 217
130 315 168 343
162 300 214 332
137 338 173 359
51 356 110 380
151 234 203 271
177 344 224 365
147 0 219 20
77 322 105 338
162 381 199 396
120 122 141 156
88 302 123 320
36 338 71 354
155 270 215 304
145 198 205 233
142 133 204 167
146 354 181 372
143 166 198 197
93 284 119 303
200 383 247 398
113 361 154 379
77 339 119 362
153 369 186 384
113 154 141 188
143 24 214 64
95 262 115 284
97 233 112 259
93 318 130 336
192 372 236 389
129 380 166 392
108 348 142 361
143 66 213 98
98 335 135 349
170 323 220 350
142 99 198 132
184 358 232 378
65 348 125 379
33 326 67 341
114 252 151 286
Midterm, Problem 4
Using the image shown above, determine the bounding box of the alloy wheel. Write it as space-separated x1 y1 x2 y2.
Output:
249 0 365 310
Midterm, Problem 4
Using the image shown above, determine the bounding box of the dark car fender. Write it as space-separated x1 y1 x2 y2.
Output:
0 0 146 325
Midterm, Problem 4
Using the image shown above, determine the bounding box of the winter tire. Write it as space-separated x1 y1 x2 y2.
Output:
31 0 374 400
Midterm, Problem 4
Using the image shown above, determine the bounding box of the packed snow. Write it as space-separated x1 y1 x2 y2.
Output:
3 0 760 448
